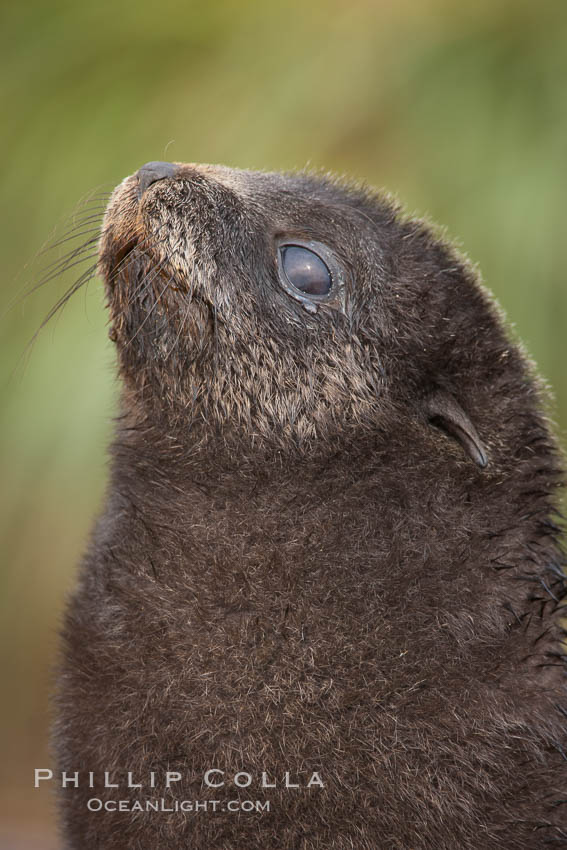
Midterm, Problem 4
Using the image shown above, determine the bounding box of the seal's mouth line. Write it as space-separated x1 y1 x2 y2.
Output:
113 238 138 273
99 236 139 289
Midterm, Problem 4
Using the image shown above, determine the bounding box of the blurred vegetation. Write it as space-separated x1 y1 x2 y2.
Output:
1 0 566 843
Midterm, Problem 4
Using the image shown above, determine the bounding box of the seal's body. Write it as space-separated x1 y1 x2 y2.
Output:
55 162 566 848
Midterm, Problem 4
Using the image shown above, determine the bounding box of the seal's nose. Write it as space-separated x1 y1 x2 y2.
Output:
136 161 177 198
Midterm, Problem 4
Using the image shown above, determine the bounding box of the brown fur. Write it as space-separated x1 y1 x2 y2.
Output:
54 162 566 848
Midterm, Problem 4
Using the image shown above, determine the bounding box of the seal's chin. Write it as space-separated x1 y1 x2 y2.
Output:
98 174 145 284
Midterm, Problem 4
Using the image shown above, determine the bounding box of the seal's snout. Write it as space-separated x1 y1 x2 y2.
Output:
136 160 177 198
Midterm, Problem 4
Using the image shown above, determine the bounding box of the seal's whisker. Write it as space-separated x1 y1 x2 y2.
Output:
66 203 109 215
166 277 198 359
33 230 102 278
21 249 100 302
34 261 100 332
125 271 174 348
140 254 172 301
35 203 107 255
117 250 169 310
60 209 108 224
4 243 101 325
40 227 101 254
67 208 109 222
16 259 100 372
117 240 173 298
120 260 166 314
72 184 114 205
41 242 100 279
110 234 172 308
75 195 112 206
161 261 204 361
10 189 112 374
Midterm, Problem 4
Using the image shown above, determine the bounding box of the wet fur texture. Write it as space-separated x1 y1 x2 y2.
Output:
55 164 566 848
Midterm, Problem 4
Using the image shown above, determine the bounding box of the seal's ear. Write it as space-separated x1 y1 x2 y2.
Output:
423 389 488 468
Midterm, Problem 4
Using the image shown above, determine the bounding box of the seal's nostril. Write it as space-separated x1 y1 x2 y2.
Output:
136 161 177 198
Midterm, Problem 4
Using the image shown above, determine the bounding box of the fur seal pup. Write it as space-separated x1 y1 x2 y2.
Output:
53 161 566 848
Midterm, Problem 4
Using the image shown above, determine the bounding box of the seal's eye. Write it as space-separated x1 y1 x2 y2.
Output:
279 245 332 297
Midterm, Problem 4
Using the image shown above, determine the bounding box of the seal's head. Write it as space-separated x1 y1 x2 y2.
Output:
100 160 532 466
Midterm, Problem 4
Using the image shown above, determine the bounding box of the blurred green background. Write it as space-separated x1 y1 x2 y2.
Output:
1 0 566 845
